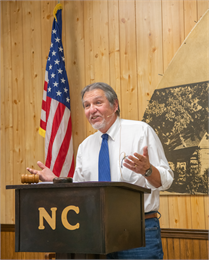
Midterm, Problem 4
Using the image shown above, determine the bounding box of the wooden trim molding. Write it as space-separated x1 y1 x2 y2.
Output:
161 228 208 240
1 224 15 232
1 224 208 240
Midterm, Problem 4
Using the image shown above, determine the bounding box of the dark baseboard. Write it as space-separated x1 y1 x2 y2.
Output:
161 228 208 240
1 224 15 232
1 224 208 240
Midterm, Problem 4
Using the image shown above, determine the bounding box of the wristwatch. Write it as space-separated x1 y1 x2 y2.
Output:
144 164 152 177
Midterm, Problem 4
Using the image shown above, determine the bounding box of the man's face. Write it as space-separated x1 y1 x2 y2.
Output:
83 88 118 133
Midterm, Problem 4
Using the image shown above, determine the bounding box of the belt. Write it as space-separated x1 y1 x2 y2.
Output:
145 212 158 220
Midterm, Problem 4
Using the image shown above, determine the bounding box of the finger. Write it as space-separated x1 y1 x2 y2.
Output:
124 157 135 166
123 159 137 169
143 146 148 158
132 153 144 161
127 155 143 165
26 168 31 173
123 162 137 170
26 168 37 175
37 161 46 170
123 162 139 175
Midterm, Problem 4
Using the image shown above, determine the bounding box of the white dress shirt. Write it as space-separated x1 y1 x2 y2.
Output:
73 117 174 213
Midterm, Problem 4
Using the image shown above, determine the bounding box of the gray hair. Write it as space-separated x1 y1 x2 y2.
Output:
81 82 120 116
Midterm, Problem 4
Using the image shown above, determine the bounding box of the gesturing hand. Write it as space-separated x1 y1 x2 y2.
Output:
123 146 151 175
26 161 56 182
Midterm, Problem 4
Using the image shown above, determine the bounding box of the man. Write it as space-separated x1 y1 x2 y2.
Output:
27 82 174 259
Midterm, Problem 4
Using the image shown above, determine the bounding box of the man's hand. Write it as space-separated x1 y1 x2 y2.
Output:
123 146 162 188
26 161 56 182
123 146 150 175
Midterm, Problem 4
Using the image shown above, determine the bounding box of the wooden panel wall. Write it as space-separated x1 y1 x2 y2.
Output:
1 0 208 241
161 238 208 259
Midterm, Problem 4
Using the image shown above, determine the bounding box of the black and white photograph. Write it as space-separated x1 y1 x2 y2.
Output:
143 81 208 194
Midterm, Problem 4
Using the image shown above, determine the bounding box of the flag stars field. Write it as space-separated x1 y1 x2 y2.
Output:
54 59 60 65
55 37 60 43
56 90 62 96
61 78 65 83
53 82 58 87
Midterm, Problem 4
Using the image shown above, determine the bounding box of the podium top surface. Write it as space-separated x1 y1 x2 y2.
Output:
6 181 151 193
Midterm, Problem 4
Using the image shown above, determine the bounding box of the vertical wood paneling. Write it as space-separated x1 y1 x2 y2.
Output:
159 196 170 228
84 0 94 86
161 238 168 259
168 196 193 228
92 0 109 83
22 1 44 172
83 1 96 136
167 238 175 259
193 239 200 259
199 239 208 259
191 196 206 229
136 0 163 120
173 239 181 259
197 0 209 19
0 5 6 224
119 0 138 120
183 0 197 37
1 231 6 258
1 1 15 224
10 1 25 186
162 0 184 69
108 0 121 106
64 0 86 159
161 237 208 260
204 196 208 229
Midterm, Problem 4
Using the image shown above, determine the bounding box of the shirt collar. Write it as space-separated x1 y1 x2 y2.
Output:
98 116 120 141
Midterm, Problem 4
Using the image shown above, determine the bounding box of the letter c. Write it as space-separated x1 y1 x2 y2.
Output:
61 206 80 230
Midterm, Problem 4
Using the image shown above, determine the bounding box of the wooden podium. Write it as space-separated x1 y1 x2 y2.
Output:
6 182 150 258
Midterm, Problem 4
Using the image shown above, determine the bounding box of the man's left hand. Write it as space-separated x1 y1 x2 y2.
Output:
123 146 150 175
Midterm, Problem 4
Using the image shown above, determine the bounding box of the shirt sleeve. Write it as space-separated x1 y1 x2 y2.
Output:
143 125 174 191
73 144 85 182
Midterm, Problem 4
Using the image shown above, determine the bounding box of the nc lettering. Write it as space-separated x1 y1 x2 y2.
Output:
38 205 80 230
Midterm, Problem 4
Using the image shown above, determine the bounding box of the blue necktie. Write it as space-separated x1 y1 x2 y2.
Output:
98 134 111 181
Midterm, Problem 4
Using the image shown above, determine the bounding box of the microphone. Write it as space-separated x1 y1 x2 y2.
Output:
107 110 118 118
107 112 115 118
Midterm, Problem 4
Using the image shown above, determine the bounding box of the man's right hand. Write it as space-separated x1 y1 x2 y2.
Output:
26 161 56 182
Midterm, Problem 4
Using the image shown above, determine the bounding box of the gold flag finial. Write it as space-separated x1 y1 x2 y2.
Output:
53 3 63 22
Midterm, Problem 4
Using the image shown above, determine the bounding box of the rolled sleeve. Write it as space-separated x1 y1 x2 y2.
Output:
156 166 174 190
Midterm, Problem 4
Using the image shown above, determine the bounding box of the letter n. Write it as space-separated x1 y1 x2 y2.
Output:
38 207 57 230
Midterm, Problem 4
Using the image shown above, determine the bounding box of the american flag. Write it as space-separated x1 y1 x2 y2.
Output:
39 4 74 178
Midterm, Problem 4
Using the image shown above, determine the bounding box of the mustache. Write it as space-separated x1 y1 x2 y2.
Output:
89 114 103 120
